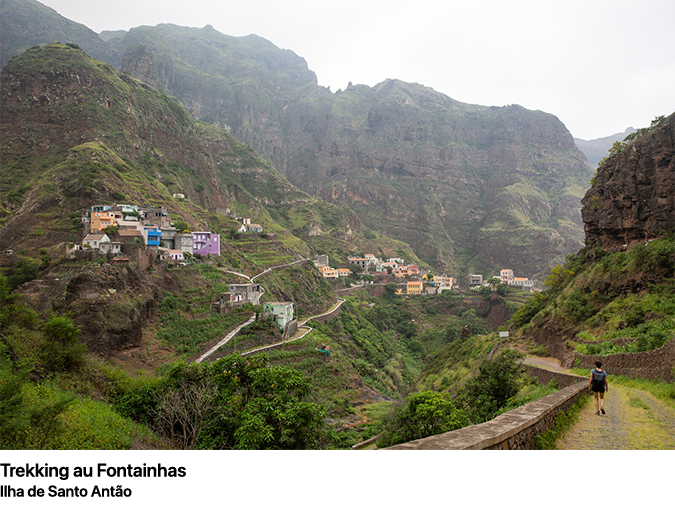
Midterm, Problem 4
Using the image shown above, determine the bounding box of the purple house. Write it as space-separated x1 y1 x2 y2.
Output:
192 231 220 256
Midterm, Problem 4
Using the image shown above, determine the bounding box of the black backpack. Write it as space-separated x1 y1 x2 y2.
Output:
591 369 606 389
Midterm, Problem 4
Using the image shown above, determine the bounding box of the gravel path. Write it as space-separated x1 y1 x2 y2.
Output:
556 383 675 450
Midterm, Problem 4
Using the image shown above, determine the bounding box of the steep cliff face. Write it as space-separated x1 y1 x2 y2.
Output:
581 113 675 251
113 26 593 277
2 4 595 278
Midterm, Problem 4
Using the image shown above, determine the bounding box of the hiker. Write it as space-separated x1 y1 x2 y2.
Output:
589 361 609 415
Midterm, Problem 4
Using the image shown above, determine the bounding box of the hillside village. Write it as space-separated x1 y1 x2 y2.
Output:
64 201 538 301
66 202 265 261
315 253 537 296
55 200 538 346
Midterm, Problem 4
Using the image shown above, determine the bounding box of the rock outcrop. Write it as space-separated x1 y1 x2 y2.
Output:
581 113 675 251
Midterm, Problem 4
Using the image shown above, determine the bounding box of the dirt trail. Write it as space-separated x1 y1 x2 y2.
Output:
521 354 675 449
556 383 675 450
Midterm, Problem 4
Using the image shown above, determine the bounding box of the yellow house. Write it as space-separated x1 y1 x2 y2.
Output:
406 281 423 295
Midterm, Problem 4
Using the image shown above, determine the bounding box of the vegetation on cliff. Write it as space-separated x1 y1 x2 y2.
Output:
512 234 675 356
110 26 594 277
2 2 597 277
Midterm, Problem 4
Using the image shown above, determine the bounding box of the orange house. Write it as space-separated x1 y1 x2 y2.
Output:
90 212 116 232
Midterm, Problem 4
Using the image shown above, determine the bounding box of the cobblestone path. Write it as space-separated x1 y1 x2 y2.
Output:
556 383 675 450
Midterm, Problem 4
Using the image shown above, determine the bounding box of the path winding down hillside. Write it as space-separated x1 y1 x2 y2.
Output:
525 356 675 449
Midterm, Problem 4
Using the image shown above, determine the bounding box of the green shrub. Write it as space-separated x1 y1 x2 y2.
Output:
377 390 468 448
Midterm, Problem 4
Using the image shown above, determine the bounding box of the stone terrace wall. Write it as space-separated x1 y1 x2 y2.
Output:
304 298 345 325
574 338 675 383
386 370 588 450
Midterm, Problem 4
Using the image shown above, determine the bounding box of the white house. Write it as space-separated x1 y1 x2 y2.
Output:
169 249 184 261
83 233 103 250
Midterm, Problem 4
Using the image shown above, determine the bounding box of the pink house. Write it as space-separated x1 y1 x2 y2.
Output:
192 231 220 256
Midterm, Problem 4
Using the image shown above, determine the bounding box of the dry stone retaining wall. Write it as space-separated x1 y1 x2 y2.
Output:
534 325 675 383
574 338 675 383
304 299 344 325
386 369 588 450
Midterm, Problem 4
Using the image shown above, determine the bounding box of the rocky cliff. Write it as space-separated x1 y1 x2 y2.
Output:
110 26 593 277
581 113 675 252
2 2 596 278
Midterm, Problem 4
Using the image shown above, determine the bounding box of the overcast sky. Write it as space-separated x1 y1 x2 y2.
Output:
39 0 674 140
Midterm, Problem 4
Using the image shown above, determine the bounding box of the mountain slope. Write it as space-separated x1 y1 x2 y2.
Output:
2 1 595 278
0 43 422 268
574 128 635 168
0 0 115 67
109 25 594 278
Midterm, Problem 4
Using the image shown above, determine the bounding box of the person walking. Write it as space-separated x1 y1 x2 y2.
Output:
589 361 609 415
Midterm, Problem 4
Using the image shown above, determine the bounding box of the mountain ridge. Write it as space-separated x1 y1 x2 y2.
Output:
1 0 596 279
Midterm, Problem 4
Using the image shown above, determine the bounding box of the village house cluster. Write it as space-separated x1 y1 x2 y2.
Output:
395 273 456 296
467 270 536 291
312 255 351 279
68 204 220 261
211 283 296 340
314 253 456 296
233 217 263 234
347 254 420 276
498 268 535 289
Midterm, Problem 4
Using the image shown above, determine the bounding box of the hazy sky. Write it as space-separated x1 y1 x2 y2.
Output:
38 0 674 140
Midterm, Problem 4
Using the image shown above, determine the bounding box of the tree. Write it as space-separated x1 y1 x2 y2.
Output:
377 391 468 448
118 354 329 449
0 351 28 448
458 349 526 423
174 221 189 233
487 277 501 288
104 225 119 237
545 265 575 291
383 283 399 298
41 315 87 371
7 258 40 291
153 380 219 450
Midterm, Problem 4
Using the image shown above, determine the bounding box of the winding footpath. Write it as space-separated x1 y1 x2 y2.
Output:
240 297 346 357
556 383 675 450
197 257 333 363
523 355 675 449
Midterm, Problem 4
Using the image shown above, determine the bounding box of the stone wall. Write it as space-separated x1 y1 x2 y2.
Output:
386 370 588 450
526 365 588 389
282 319 298 340
574 338 675 383
304 298 345 325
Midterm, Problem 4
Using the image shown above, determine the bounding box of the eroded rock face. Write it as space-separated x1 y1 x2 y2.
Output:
113 26 594 277
581 114 675 252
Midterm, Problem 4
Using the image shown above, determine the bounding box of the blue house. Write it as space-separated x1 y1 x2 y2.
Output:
143 226 161 246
